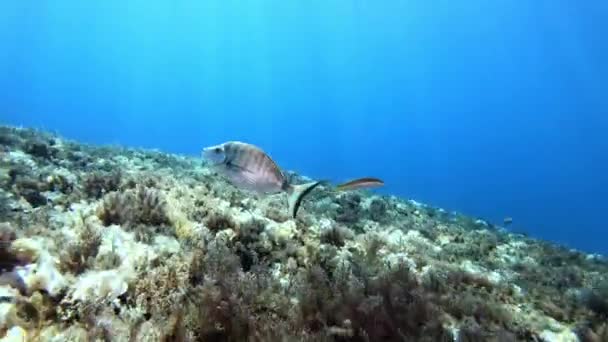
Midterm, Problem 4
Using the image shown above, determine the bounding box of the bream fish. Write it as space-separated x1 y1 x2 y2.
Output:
202 141 324 218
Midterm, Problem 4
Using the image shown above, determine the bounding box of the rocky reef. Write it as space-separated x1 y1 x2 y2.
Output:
0 125 607 342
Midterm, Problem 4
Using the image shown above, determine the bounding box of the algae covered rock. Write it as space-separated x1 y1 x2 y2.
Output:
0 125 606 341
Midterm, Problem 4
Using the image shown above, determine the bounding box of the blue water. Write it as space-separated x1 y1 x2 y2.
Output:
1 1 607 255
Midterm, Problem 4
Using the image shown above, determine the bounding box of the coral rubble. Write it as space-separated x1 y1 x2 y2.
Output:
0 125 607 341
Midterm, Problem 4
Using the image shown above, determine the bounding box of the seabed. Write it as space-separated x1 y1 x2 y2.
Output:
0 125 606 342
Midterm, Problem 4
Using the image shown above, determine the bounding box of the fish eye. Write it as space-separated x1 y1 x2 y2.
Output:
214 147 221 153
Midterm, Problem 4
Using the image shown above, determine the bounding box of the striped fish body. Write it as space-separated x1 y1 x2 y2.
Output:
218 141 286 193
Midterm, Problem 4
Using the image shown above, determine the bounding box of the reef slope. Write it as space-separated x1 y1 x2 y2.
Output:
1 126 607 342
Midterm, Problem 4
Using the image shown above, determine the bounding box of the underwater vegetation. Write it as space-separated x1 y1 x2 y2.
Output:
0 125 607 341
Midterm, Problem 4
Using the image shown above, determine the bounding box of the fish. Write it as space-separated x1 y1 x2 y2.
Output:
503 217 513 225
202 141 325 218
335 177 384 191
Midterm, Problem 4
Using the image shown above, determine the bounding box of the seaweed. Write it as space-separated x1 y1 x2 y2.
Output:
295 255 452 341
578 286 608 319
24 138 56 160
12 171 49 207
59 220 102 275
204 211 237 233
83 170 122 199
96 185 170 228
234 218 267 271
320 224 354 248
2 125 608 340
368 197 389 223
0 223 21 271
333 193 363 225
134 255 192 318
184 239 261 340
456 321 488 342
576 322 608 342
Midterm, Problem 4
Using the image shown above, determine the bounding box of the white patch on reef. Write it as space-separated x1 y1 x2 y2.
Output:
509 240 528 249
460 260 485 275
215 199 232 213
449 328 460 342
318 218 333 231
460 260 503 285
200 167 214 176
437 234 452 246
539 329 579 342
371 229 441 273
41 191 60 202
360 196 379 210
265 220 297 245
39 323 87 341
7 150 37 170
495 240 534 266
66 224 173 304
474 219 488 226
231 206 261 226
586 253 605 262
315 197 339 213
152 235 181 257
486 271 503 284
383 228 407 250
215 229 236 243
47 167 78 186
394 202 408 212
521 257 538 266
53 201 99 239
0 286 18 299
460 260 487 275
418 265 434 279
112 155 131 166
384 229 441 255
511 284 525 298
361 220 381 233
12 237 67 296
0 326 27 342
408 199 423 207
70 270 129 302
98 225 157 273
0 302 15 330
270 263 292 290
306 218 332 238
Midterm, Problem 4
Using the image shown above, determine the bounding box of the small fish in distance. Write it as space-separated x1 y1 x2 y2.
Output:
202 141 325 218
335 177 384 191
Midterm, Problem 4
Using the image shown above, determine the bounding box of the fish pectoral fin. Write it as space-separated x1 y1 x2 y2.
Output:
226 160 249 172
235 172 258 187
223 166 259 190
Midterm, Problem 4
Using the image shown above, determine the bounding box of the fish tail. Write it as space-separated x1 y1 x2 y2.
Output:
286 181 326 218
